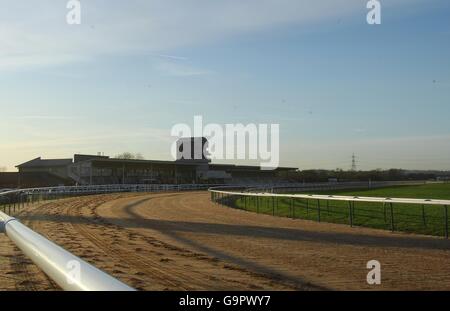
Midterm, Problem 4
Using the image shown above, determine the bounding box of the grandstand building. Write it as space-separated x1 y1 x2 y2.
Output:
7 138 296 188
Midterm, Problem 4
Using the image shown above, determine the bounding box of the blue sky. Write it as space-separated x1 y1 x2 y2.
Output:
0 0 449 171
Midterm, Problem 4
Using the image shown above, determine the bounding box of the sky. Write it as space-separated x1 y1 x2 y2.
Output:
0 0 449 171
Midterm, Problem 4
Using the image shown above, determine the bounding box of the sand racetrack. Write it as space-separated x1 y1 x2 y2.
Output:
1 191 450 291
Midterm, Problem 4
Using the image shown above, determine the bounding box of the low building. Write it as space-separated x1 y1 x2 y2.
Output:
66 156 294 185
16 157 73 179
14 138 297 186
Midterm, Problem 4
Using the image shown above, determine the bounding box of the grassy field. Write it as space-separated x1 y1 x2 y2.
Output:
231 183 450 237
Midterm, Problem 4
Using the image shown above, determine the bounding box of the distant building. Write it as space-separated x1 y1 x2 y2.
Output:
12 138 296 187
16 157 73 179
437 176 450 181
66 155 294 185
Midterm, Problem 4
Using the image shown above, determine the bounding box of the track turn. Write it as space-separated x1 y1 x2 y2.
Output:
2 191 450 290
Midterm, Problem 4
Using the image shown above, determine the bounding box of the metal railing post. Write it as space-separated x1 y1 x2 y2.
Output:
390 202 395 232
291 197 294 219
445 205 448 239
349 201 353 227
272 197 275 216
422 205 426 226
317 199 321 222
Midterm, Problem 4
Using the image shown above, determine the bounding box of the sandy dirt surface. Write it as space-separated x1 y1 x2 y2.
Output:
0 234 57 291
1 191 450 290
0 200 58 291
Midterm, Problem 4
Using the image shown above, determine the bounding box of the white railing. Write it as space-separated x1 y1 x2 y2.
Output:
209 183 450 239
1 183 219 196
0 183 220 291
0 211 134 291
210 187 450 206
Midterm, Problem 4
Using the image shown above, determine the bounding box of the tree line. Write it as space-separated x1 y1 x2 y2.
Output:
285 169 447 183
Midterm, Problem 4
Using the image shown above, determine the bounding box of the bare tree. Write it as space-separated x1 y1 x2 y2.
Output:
114 152 144 160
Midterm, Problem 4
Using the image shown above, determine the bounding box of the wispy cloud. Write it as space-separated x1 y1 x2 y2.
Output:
154 60 212 77
0 0 422 70
156 54 188 61
13 115 79 120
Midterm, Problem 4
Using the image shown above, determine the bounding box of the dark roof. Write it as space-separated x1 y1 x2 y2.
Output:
209 164 297 171
74 154 110 163
87 158 297 171
16 157 73 168
16 155 297 171
88 158 202 168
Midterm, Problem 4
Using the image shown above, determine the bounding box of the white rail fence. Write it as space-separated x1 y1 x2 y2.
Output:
0 211 134 291
209 183 450 239
0 183 216 291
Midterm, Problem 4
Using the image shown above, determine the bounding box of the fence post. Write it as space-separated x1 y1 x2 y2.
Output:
422 205 426 226
445 205 448 239
291 197 294 219
272 197 275 216
317 199 321 222
348 201 353 227
352 201 356 224
256 196 259 213
390 202 395 232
